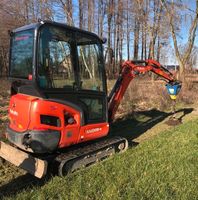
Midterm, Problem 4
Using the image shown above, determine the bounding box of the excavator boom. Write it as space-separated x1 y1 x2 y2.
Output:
108 59 180 121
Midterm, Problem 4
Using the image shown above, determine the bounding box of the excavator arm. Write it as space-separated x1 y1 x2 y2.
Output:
108 59 181 121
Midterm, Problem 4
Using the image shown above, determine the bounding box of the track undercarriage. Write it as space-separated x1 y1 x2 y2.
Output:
0 136 128 178
55 136 128 176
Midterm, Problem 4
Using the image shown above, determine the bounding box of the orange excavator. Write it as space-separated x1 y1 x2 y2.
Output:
0 21 181 178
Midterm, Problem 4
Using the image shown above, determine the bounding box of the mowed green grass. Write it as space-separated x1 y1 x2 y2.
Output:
4 119 198 200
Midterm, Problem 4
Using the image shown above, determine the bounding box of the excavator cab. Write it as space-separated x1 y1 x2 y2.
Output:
9 21 108 125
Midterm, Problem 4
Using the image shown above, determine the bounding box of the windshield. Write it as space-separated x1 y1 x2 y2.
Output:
10 30 34 78
38 25 105 92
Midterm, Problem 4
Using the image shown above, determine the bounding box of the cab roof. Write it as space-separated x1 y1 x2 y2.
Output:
12 20 102 42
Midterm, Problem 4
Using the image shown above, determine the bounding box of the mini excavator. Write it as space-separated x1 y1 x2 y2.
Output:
0 21 181 178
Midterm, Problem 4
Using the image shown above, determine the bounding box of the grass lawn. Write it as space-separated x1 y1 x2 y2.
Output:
2 118 198 200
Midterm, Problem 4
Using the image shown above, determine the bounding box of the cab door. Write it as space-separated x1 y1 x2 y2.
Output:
76 33 107 125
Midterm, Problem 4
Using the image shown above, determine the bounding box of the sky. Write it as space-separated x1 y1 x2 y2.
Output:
177 1 197 44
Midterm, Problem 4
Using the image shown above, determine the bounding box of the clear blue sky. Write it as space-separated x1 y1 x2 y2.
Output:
178 0 197 45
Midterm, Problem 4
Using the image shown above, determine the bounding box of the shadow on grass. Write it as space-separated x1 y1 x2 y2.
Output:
0 173 52 199
0 108 193 198
110 108 194 146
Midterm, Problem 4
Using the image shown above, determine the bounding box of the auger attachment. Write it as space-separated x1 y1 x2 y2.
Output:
166 82 182 100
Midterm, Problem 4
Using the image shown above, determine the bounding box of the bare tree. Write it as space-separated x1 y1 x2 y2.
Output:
147 0 163 59
58 0 74 25
88 0 95 32
105 0 114 76
97 0 106 38
161 0 198 81
78 0 83 29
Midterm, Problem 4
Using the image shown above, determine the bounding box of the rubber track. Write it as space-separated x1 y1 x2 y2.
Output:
55 136 128 164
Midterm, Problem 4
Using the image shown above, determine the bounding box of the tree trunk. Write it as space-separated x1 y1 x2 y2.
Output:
88 0 95 32
106 0 114 77
133 16 140 60
126 0 130 60
98 0 104 38
78 0 83 29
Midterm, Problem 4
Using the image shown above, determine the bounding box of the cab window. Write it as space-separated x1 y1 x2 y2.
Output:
38 26 75 89
76 33 105 92
10 30 34 78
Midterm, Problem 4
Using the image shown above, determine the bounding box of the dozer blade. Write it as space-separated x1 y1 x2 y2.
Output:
0 141 48 178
